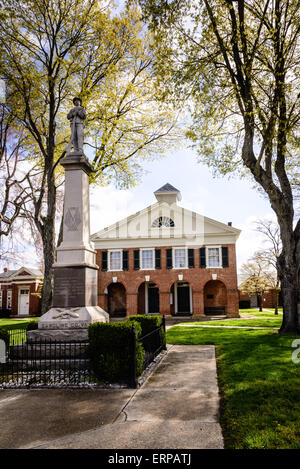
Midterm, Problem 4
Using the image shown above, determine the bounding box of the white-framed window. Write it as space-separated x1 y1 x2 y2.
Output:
108 250 123 271
152 216 175 228
7 289 12 309
0 289 2 308
173 247 188 269
206 246 222 268
140 249 155 270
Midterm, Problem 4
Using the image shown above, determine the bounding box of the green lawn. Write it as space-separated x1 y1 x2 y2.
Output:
188 308 283 328
189 318 281 328
0 318 38 330
241 312 282 318
166 326 300 449
0 318 39 344
240 308 283 317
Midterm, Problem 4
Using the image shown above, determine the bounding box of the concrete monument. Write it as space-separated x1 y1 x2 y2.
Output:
28 97 109 342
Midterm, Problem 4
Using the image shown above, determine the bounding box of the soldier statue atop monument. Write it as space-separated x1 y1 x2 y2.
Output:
66 97 86 154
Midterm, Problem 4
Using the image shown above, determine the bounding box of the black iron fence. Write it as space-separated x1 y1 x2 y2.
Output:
0 337 96 388
9 328 27 346
0 316 167 388
130 315 167 387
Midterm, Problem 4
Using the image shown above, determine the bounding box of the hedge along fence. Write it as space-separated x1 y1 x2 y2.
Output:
127 314 166 350
88 320 145 386
25 320 39 331
0 309 11 319
128 314 163 335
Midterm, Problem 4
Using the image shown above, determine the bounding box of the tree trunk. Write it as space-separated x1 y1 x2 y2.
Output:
40 84 57 315
40 223 55 314
274 292 278 315
258 294 263 312
277 250 299 334
56 203 64 249
275 277 280 315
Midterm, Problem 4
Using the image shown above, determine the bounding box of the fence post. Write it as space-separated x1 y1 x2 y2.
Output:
130 325 138 388
162 315 167 350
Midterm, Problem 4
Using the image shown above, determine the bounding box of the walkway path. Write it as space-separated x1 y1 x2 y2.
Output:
0 345 223 449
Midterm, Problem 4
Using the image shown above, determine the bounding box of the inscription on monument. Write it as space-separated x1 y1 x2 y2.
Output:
64 206 81 231
53 268 86 308
40 321 89 330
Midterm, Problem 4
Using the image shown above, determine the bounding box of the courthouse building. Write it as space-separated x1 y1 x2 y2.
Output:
91 183 241 318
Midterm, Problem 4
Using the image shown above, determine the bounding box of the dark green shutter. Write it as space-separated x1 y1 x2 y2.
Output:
155 249 161 269
166 249 173 269
122 250 129 270
222 247 229 267
101 251 108 271
199 248 206 268
188 249 195 268
134 250 140 270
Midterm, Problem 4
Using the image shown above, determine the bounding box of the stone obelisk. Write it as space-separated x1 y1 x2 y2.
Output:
28 97 108 342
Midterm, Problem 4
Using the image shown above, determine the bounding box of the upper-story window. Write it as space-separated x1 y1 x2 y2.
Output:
207 247 221 267
173 248 187 268
108 250 122 271
141 249 155 270
152 216 175 228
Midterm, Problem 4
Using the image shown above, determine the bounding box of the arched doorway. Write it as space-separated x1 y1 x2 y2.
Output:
107 282 126 317
171 281 193 315
138 282 159 314
204 280 227 315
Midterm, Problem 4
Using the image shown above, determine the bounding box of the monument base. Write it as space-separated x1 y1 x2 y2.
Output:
27 328 89 343
38 305 109 329
28 306 109 342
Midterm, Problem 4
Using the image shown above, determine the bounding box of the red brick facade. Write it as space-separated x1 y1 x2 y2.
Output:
0 268 42 317
239 289 282 309
96 244 239 317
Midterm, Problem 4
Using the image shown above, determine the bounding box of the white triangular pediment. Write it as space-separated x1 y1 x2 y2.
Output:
9 267 43 280
91 202 240 246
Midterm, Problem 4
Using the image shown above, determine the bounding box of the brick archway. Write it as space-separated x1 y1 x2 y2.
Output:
204 280 227 315
107 282 126 318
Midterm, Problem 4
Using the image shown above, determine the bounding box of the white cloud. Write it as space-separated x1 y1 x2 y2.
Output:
236 212 277 271
90 185 141 235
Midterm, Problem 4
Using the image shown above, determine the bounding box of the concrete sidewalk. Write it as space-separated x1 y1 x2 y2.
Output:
0 345 223 449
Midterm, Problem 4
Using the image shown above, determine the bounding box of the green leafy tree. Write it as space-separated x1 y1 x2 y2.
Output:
0 0 179 313
137 0 300 333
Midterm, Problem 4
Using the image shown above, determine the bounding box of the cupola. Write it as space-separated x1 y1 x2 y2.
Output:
154 183 182 204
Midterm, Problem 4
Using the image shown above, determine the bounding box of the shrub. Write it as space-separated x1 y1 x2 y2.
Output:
26 320 39 331
0 328 10 349
128 314 162 333
0 309 11 319
88 320 144 383
128 314 166 348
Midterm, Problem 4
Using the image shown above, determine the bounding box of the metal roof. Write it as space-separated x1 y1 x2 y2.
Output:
154 183 180 193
